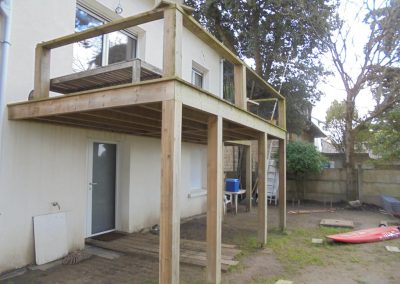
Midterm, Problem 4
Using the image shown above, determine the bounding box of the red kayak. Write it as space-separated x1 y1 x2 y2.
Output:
327 226 400 243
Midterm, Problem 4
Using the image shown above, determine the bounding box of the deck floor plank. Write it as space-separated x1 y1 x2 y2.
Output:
86 232 241 271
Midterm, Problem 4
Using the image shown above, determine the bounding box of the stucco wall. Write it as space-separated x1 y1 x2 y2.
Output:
0 121 208 273
182 27 222 96
0 0 217 274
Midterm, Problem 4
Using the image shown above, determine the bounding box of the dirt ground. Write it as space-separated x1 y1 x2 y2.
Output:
2 201 400 284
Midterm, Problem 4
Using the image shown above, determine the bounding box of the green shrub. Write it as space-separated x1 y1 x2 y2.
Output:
286 140 326 199
287 140 326 175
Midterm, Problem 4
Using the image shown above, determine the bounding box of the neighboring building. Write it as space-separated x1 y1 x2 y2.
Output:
0 0 287 282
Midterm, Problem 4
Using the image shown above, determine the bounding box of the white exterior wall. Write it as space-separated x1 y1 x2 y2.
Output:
0 0 219 273
182 27 222 96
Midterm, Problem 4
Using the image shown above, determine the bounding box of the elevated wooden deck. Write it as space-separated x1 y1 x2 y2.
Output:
7 2 287 283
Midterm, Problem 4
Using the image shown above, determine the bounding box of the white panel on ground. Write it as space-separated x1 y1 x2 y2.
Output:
33 212 68 265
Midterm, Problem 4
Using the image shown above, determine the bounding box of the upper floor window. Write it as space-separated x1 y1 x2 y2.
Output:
73 7 137 72
192 68 204 88
191 61 208 89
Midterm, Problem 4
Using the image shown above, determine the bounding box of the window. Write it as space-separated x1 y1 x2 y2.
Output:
73 7 137 72
222 60 235 103
192 68 204 88
190 148 206 189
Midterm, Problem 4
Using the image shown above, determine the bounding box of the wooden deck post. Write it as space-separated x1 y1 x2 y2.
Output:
160 99 182 284
234 64 247 110
33 45 51 99
163 7 182 77
278 98 286 129
258 132 268 245
245 145 252 211
207 115 223 284
278 138 287 230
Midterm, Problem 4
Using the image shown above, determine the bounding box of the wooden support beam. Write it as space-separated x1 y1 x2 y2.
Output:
258 132 268 245
278 138 287 230
8 79 175 120
207 115 223 284
278 99 286 130
176 80 286 139
160 99 182 284
245 145 252 211
33 45 51 99
163 7 182 77
234 64 247 110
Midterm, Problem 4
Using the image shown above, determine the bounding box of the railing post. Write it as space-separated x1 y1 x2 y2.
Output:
278 98 286 129
163 7 182 77
33 45 51 99
234 64 247 110
131 59 141 83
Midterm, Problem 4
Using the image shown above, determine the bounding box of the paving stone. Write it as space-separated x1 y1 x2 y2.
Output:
275 280 294 284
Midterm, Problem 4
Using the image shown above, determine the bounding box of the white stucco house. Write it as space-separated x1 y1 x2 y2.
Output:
0 0 287 282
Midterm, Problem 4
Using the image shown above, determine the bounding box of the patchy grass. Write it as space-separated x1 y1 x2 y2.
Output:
232 234 260 255
227 262 245 273
267 226 352 272
251 274 269 283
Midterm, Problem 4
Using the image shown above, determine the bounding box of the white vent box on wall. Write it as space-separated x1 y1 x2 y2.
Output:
33 212 68 265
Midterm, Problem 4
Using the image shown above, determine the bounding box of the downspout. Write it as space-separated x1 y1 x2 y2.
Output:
0 0 12 159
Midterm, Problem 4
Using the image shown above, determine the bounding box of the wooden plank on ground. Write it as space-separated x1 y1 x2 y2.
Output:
320 219 354 228
85 234 240 272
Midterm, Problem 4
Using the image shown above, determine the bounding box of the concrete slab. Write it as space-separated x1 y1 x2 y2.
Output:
0 268 27 281
84 245 124 260
28 260 62 271
320 219 354 228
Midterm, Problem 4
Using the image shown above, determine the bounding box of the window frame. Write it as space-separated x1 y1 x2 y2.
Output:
191 61 209 90
191 68 204 89
74 4 138 70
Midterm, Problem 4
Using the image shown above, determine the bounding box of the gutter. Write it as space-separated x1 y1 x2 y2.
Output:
0 0 12 158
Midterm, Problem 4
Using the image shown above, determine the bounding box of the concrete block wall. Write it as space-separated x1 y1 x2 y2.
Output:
287 168 400 206
361 169 400 205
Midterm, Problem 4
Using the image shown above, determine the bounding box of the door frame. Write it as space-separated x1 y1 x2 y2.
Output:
86 139 119 237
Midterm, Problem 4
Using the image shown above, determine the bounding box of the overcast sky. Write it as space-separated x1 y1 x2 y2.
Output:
312 0 379 124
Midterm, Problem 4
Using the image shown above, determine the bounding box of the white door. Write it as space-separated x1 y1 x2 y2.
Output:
87 142 117 236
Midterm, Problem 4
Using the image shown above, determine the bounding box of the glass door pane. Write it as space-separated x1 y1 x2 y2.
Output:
73 8 104 72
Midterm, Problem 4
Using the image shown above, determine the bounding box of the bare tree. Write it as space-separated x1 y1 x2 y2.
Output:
327 0 400 199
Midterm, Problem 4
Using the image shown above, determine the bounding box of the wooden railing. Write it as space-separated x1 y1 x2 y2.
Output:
32 2 286 129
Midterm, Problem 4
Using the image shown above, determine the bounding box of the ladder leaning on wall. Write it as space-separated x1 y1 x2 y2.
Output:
252 139 280 205
266 140 279 205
